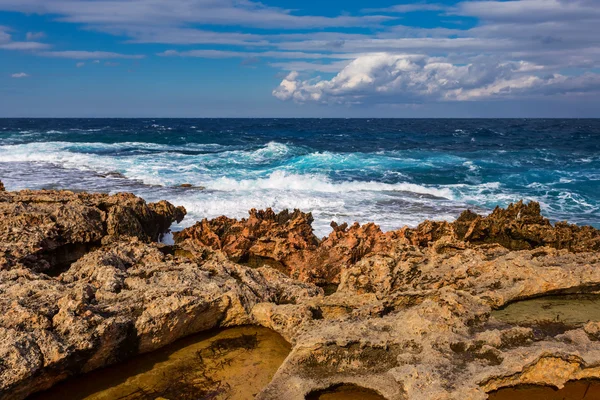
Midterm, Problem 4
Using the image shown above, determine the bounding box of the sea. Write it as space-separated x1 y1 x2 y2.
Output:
0 119 598 237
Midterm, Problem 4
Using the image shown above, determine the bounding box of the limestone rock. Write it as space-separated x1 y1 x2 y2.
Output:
175 209 398 285
0 189 186 273
0 239 321 399
3 192 600 400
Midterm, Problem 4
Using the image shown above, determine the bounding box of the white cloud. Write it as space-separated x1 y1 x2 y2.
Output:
269 60 352 73
0 0 599 109
363 3 445 14
455 0 600 23
0 41 49 50
0 0 392 29
76 61 85 67
272 53 600 104
158 49 356 60
273 71 301 101
11 72 29 78
39 51 145 59
0 26 49 51
25 31 45 40
0 26 10 42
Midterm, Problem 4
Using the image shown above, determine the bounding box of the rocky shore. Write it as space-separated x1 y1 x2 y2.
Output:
1 180 600 399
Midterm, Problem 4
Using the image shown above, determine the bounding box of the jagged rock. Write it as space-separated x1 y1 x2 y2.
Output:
0 181 4 191
0 189 186 273
451 201 600 251
174 208 321 276
177 202 600 286
175 209 398 285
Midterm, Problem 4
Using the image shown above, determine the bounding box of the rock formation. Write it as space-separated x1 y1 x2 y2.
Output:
0 189 185 274
2 186 600 400
175 200 600 286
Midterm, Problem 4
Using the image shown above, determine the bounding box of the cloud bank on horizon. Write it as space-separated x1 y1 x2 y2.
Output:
0 0 599 116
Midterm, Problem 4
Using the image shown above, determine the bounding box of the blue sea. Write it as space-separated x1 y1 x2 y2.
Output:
0 119 599 236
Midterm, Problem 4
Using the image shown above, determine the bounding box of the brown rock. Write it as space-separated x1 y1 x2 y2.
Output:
3 192 600 400
174 208 320 274
452 200 600 251
0 239 321 399
0 189 186 273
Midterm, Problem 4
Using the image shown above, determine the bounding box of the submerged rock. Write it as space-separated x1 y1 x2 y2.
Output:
2 189 600 400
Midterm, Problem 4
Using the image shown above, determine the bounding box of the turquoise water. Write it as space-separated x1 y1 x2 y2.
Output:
0 119 598 236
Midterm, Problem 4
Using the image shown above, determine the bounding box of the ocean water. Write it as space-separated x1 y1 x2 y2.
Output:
0 119 598 237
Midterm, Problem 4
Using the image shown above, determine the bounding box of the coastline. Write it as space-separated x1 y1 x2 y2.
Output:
1 181 600 399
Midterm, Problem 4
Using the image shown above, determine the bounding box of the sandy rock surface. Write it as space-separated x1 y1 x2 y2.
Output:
1 180 600 400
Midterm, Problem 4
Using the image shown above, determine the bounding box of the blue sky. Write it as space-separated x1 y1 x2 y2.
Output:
0 0 599 117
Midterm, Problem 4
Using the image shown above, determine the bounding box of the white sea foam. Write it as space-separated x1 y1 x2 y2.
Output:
209 171 454 198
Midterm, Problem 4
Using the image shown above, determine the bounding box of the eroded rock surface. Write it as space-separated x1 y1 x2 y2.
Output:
175 201 600 288
0 189 186 273
2 187 600 400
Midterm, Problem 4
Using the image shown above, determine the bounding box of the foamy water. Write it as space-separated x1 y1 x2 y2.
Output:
1 119 598 236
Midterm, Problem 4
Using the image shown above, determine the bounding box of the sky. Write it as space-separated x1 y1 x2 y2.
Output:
0 0 599 117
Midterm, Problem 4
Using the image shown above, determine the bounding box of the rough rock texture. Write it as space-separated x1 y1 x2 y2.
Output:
3 188 600 400
255 242 600 400
177 201 600 286
415 201 600 252
175 209 397 285
0 240 319 399
0 189 186 273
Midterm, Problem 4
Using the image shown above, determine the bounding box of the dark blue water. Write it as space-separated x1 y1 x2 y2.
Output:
1 119 598 235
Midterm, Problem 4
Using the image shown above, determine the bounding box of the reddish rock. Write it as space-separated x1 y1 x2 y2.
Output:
176 202 600 286
174 208 320 274
175 209 398 285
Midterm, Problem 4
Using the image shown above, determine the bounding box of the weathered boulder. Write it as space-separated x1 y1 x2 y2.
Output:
0 238 321 400
0 189 186 273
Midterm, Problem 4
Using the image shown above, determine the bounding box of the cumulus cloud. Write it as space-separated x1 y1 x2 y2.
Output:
11 72 29 78
272 53 600 104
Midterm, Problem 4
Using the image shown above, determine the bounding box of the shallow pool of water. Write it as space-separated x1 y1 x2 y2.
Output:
305 384 386 400
488 380 600 400
30 326 291 400
492 294 600 328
